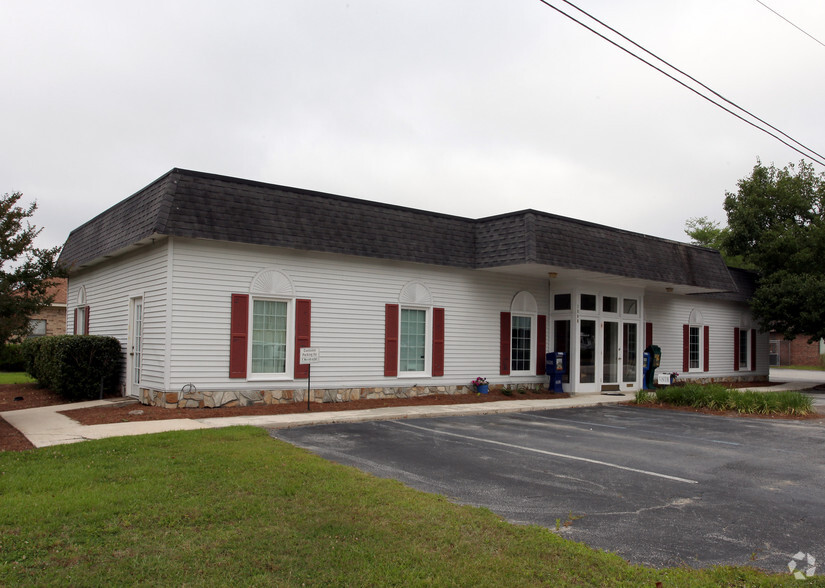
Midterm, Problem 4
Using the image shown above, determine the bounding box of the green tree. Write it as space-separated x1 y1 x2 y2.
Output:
0 192 66 343
683 216 750 268
723 159 825 341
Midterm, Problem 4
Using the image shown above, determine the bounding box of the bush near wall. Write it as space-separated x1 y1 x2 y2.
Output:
21 335 122 401
0 343 26 372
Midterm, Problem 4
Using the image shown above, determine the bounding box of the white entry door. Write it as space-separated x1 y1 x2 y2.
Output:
127 297 143 397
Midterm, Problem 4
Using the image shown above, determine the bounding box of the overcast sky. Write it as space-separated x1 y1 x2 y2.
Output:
2 0 824 251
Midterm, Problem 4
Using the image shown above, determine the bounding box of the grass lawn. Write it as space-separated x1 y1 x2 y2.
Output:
773 364 825 371
0 427 808 587
0 372 35 385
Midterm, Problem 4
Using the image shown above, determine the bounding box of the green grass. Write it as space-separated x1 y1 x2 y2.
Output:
0 372 35 385
773 364 825 371
640 383 815 415
0 428 809 586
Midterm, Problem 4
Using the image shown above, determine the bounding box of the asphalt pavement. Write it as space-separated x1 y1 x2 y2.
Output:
271 404 825 574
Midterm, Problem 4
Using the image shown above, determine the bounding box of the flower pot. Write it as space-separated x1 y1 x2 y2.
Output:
476 384 489 394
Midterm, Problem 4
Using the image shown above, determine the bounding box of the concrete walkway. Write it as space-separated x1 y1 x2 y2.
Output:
3 371 822 449
3 393 632 449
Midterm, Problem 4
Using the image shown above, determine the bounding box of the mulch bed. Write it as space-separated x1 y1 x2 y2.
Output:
2 379 822 453
0 385 571 452
60 390 572 425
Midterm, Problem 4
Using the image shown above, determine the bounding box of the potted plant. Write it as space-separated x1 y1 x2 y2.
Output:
472 377 489 394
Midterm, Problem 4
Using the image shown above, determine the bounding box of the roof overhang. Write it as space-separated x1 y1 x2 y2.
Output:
481 263 735 296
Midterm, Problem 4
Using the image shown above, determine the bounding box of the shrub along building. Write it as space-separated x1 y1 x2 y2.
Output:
58 169 768 408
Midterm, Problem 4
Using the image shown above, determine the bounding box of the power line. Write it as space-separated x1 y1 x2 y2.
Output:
755 0 825 49
535 0 825 167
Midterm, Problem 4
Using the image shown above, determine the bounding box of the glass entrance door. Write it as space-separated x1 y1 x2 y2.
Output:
603 321 619 387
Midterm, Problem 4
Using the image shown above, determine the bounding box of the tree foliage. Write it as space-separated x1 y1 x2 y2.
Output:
0 192 66 343
723 160 825 341
683 216 750 269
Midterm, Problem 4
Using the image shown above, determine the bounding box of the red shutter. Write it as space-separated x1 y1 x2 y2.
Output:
432 308 445 377
384 304 399 377
536 314 547 375
229 294 249 378
733 328 740 371
751 329 757 371
84 306 90 335
703 325 710 372
73 308 78 335
294 299 312 379
682 324 689 372
500 312 511 375
645 322 653 349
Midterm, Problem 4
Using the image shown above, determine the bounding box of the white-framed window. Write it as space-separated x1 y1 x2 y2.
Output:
400 307 430 375
510 291 538 375
688 309 704 372
622 298 638 315
511 314 534 373
76 306 87 335
739 329 750 370
689 326 701 370
249 297 293 379
28 319 46 337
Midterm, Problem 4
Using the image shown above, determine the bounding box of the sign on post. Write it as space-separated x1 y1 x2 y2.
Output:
300 347 320 364
299 347 320 411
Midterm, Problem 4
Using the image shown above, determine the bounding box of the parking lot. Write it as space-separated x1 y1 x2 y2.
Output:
271 405 825 573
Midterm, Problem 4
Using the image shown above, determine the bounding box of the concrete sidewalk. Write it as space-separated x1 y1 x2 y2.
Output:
3 378 821 449
3 393 633 449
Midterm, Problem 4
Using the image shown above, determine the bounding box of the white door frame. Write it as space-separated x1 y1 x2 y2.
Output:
126 296 143 397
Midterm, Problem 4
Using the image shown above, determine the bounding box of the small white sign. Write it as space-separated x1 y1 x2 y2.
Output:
657 373 672 385
299 347 320 364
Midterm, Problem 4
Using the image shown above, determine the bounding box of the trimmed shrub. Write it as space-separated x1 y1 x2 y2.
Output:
20 335 122 400
0 343 26 372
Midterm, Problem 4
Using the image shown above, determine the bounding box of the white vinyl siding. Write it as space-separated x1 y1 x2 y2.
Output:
644 293 768 381
166 238 549 392
66 240 169 393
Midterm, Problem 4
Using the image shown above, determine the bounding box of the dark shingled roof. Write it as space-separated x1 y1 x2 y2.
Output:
59 168 738 293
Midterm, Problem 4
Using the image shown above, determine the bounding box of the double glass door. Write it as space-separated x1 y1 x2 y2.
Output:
555 318 639 392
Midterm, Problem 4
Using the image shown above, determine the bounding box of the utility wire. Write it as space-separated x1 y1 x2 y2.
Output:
535 0 825 167
755 0 825 49
557 0 825 164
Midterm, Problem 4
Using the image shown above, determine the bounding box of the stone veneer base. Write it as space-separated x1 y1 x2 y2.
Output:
137 375 768 409
138 383 546 409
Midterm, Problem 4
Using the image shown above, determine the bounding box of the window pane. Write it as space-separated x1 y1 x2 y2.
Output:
554 320 570 384
511 315 532 372
739 330 749 366
400 309 426 372
554 294 571 311
689 326 700 369
623 323 637 382
603 297 618 313
252 300 288 374
580 320 596 383
29 319 46 336
581 294 596 311
603 321 618 382
623 299 638 315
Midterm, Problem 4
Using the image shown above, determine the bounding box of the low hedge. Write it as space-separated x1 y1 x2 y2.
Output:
0 343 26 372
21 335 123 401
636 382 814 415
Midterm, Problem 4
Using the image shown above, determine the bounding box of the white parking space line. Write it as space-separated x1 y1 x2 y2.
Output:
392 421 698 485
515 412 742 446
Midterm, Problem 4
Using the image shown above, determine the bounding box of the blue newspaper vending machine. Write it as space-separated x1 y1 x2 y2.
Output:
545 351 567 393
